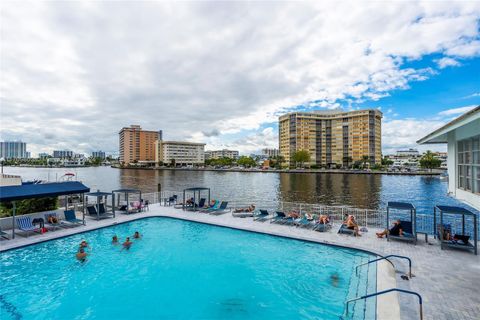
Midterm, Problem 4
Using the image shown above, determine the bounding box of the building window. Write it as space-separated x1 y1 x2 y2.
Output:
458 135 480 194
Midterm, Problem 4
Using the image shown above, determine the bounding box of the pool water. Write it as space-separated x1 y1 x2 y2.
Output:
0 218 376 319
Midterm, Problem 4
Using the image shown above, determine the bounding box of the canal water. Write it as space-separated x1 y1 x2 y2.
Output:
4 166 478 214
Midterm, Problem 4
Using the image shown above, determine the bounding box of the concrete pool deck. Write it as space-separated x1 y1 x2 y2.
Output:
1 204 479 320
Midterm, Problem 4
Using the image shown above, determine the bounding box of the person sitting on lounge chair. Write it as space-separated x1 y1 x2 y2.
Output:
376 220 403 238
318 215 329 224
305 212 314 221
186 198 194 206
76 248 87 263
346 215 361 237
47 215 58 224
234 204 256 213
133 231 141 239
205 200 216 208
288 210 300 219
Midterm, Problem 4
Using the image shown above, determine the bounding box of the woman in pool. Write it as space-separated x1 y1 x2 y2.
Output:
133 231 141 239
123 237 133 250
79 240 88 248
76 248 87 262
112 235 119 244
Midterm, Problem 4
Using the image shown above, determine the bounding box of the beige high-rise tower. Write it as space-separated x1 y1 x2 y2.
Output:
119 125 160 165
279 109 382 167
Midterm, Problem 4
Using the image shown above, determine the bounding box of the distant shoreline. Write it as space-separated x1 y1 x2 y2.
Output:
112 165 442 176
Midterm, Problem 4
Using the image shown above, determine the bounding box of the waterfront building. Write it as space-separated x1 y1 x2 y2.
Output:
279 109 382 167
119 125 161 165
0 141 27 159
38 153 49 159
155 140 205 166
53 150 74 159
395 148 420 158
418 106 479 210
91 151 106 159
205 149 239 160
262 148 280 158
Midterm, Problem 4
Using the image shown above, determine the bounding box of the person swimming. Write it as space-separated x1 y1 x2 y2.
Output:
123 237 133 250
79 240 88 248
330 273 340 287
112 235 119 244
76 248 87 262
133 231 141 239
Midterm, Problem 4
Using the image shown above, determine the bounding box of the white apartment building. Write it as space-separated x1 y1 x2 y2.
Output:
155 141 205 166
205 149 239 159
418 106 479 210
262 148 280 158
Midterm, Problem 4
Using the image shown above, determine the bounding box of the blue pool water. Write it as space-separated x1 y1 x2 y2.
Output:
0 218 376 319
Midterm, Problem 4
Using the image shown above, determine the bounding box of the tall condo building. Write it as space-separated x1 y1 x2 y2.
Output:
53 150 74 158
91 151 106 159
0 141 27 159
119 125 160 164
279 109 382 167
205 149 239 160
155 141 205 166
262 148 280 158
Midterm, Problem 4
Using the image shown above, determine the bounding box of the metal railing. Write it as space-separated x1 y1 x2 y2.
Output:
345 288 423 320
355 255 412 278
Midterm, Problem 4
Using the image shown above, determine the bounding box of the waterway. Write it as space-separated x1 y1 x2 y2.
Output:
3 166 478 214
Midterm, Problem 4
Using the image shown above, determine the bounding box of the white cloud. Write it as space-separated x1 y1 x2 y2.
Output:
462 92 480 99
0 1 480 156
438 105 476 116
435 57 461 69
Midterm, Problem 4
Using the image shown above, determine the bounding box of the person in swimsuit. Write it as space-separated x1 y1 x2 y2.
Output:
76 248 87 262
123 237 133 250
112 235 119 244
376 220 403 238
346 215 361 236
133 231 141 239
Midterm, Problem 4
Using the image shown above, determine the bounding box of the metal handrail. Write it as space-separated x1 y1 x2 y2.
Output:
355 254 412 278
345 288 423 320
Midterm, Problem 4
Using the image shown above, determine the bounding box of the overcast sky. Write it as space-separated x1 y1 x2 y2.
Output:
1 1 479 156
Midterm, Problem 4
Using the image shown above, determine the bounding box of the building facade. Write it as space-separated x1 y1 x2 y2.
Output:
53 150 74 158
418 106 479 210
92 151 106 159
279 109 382 167
119 125 160 164
262 148 280 158
155 141 205 166
205 149 239 160
38 153 50 159
0 141 27 159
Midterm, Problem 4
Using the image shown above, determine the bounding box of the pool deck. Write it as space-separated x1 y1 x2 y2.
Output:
1 204 479 320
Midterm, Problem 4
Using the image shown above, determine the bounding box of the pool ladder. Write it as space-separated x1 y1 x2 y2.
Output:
344 255 423 320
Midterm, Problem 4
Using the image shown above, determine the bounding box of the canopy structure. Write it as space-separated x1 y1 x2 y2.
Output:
111 188 142 214
386 201 417 244
434 205 477 255
182 187 210 211
85 190 115 220
0 181 90 239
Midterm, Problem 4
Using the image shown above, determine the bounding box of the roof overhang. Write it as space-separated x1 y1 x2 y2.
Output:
0 181 90 202
417 106 480 144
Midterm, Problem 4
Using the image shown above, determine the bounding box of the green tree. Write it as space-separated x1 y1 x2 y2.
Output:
343 156 353 168
361 155 371 169
237 156 257 168
381 156 394 166
0 197 58 218
292 150 311 168
419 151 441 172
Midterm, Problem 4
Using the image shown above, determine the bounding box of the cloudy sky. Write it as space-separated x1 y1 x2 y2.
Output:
1 1 479 157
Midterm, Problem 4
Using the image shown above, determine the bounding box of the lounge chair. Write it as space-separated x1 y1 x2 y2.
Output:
63 209 83 226
200 200 220 213
387 220 417 244
314 221 332 232
129 202 142 213
253 209 270 221
44 212 62 230
271 211 294 225
338 223 355 235
16 216 41 237
295 215 315 228
87 205 113 220
438 224 475 253
209 201 230 215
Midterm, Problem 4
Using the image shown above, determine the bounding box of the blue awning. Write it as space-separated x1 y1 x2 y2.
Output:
435 205 474 216
0 181 90 202
387 202 415 210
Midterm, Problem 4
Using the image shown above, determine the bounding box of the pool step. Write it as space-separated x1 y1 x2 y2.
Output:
0 294 22 320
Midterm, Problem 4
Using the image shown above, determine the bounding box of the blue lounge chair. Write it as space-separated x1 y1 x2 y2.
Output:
44 212 62 230
209 201 229 215
338 223 355 235
64 209 83 226
16 216 41 237
200 200 220 212
271 211 294 225
253 209 270 221
314 221 332 232
295 215 314 229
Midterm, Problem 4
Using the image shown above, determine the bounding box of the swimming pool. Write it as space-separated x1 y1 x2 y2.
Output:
0 218 376 319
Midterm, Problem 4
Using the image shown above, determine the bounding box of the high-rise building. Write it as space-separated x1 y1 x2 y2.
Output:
92 151 106 159
53 150 74 158
205 149 239 160
119 125 160 164
279 109 382 167
0 141 27 159
155 140 205 166
262 148 279 158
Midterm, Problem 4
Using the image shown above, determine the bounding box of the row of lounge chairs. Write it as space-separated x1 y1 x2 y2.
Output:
251 210 333 232
172 198 230 215
13 210 83 238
